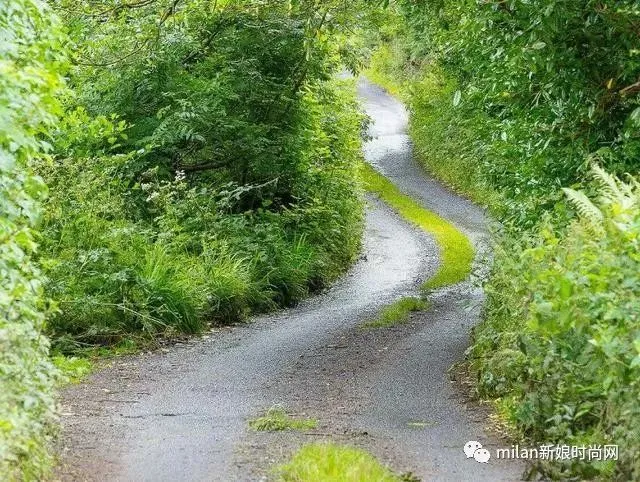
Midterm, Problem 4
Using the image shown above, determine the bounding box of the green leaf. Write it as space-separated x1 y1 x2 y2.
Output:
452 90 461 107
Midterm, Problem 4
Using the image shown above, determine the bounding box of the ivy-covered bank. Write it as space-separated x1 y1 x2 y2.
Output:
367 1 640 479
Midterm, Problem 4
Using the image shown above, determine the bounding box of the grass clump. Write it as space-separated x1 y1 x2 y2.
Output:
363 297 428 328
361 163 474 289
276 443 400 482
248 407 317 432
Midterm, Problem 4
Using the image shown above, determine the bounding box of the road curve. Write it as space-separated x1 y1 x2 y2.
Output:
353 78 524 480
56 78 524 482
56 201 437 479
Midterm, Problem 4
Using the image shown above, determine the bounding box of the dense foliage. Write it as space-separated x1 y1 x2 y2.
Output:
3 1 373 474
0 0 65 478
37 0 369 351
367 1 640 478
369 0 640 227
473 168 640 480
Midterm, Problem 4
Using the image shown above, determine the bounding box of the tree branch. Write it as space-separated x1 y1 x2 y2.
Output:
619 79 640 96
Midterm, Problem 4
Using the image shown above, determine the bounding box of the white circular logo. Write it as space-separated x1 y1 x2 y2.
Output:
464 441 491 463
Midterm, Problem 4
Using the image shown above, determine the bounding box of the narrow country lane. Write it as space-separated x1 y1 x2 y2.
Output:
56 79 524 482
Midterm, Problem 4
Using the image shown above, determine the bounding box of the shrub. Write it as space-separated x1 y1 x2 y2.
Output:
38 80 364 350
366 2 640 478
470 168 640 479
29 0 370 351
0 0 65 477
370 0 640 228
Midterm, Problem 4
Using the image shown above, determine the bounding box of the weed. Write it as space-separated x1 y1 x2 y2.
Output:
51 356 93 384
248 407 317 432
362 297 428 328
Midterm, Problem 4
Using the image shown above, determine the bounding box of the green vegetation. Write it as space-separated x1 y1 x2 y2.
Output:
1 0 383 475
472 168 640 479
368 1 640 229
5 0 639 478
368 1 640 479
0 1 65 478
362 163 474 289
406 421 433 429
276 443 400 482
36 1 369 352
51 356 93 385
366 50 498 210
363 297 428 328
248 407 317 432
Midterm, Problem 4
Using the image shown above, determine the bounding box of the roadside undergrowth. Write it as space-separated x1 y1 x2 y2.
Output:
362 297 428 328
248 407 317 432
364 50 500 213
51 356 93 385
361 163 474 290
365 2 640 477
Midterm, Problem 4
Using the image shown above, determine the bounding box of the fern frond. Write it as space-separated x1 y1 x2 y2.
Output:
624 174 640 204
562 187 603 227
591 164 623 204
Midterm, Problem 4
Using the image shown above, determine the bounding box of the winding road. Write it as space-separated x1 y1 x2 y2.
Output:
56 79 524 481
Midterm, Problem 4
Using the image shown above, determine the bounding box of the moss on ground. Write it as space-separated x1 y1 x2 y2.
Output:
362 297 429 328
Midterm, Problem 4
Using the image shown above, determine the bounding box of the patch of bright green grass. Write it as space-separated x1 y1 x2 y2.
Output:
361 163 474 290
248 407 317 432
52 355 93 384
276 443 400 482
362 297 429 328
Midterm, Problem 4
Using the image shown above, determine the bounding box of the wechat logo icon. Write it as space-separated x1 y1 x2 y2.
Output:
464 440 491 463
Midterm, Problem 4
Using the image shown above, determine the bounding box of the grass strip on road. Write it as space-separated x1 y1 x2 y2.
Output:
362 297 429 328
361 162 474 289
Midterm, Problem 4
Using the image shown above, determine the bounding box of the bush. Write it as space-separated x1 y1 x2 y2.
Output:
0 0 65 478
369 0 640 228
470 168 640 479
32 1 368 351
366 2 640 478
38 78 364 350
